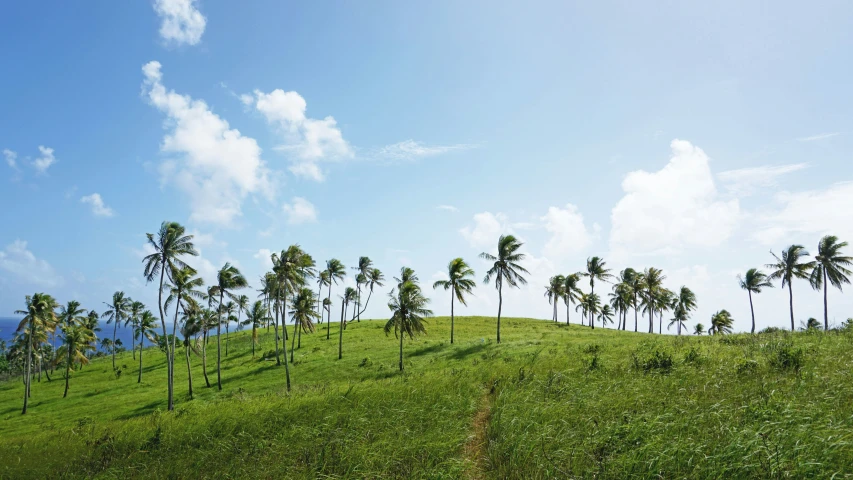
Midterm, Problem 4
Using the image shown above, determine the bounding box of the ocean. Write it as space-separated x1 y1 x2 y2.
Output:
0 317 138 347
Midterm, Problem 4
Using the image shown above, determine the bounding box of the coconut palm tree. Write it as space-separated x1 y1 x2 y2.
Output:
164 266 204 402
609 283 631 331
481 235 528 344
671 286 697 336
562 273 583 326
103 291 130 371
809 235 852 330
222 301 236 357
352 256 373 323
708 310 734 335
583 257 614 329
125 301 145 360
135 311 157 383
386 279 432 372
82 311 101 358
693 323 705 335
738 268 773 334
599 304 615 328
339 288 356 359
243 300 268 359
656 288 675 334
640 268 665 334
432 258 476 344
624 269 643 332
767 245 815 332
323 259 346 340
55 323 94 398
16 293 58 414
215 263 248 390
201 286 219 387
180 312 203 399
316 270 330 320
803 317 821 330
357 267 386 319
57 301 88 366
287 288 319 390
235 294 250 347
143 221 198 410
544 275 565 322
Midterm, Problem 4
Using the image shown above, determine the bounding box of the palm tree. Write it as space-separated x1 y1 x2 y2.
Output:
576 293 602 327
215 263 248 390
82 311 101 358
640 268 665 334
323 259 346 340
235 294 250 349
481 235 528 344
135 311 157 383
353 256 373 323
657 288 675 334
386 279 432 372
624 269 643 332
357 267 386 319
803 317 821 330
16 293 58 414
180 312 203 399
708 310 734 335
339 288 356 359
598 304 615 328
583 257 614 330
562 273 582 326
222 301 236 356
164 266 204 402
432 258 476 344
287 288 319 390
126 301 145 360
693 323 705 335
143 221 198 410
243 300 268 359
201 286 219 387
609 283 631 331
57 301 88 365
738 268 773 334
671 286 697 336
273 245 312 362
767 245 815 331
55 323 94 398
103 291 130 371
810 235 852 330
316 270 330 320
544 275 565 322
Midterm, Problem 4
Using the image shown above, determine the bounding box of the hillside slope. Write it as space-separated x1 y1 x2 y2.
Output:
1 317 852 479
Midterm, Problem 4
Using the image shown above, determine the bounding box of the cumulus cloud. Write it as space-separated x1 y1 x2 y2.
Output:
751 181 853 246
80 193 115 217
460 212 511 249
376 140 473 162
282 197 318 225
0 240 62 287
153 0 206 46
32 146 56 173
244 89 352 181
3 149 17 170
141 61 272 226
610 139 740 256
718 163 808 196
540 204 598 258
254 248 273 270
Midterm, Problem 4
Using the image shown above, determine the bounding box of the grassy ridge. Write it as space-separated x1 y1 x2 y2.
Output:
1 317 852 478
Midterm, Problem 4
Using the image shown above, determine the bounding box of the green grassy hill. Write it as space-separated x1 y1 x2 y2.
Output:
2 317 852 479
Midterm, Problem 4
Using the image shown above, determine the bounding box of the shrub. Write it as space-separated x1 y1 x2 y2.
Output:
631 349 673 373
735 359 759 375
584 353 602 371
357 357 373 368
583 344 602 354
769 344 805 373
759 326 784 334
683 347 704 365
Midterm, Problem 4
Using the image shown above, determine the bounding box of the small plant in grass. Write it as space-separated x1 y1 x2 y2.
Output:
584 353 602 371
683 347 704 365
735 358 760 375
358 357 373 368
582 344 602 354
631 348 673 373
769 344 805 373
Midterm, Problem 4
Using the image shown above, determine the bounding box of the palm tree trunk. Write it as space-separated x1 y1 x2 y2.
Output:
22 318 33 414
748 290 756 334
169 302 181 405
497 277 503 344
590 282 595 330
634 294 639 332
63 347 71 398
649 298 654 334
298 320 302 349
659 311 662 334
112 319 118 371
566 298 570 326
138 337 143 384
823 269 829 331
356 286 361 322
281 314 291 392
339 301 345 360
225 323 229 357
185 345 193 400
252 325 257 359
450 289 455 344
326 283 332 340
155 264 174 410
273 299 281 366
217 290 224 391
201 328 211 387
316 283 322 318
399 316 404 372
788 282 795 332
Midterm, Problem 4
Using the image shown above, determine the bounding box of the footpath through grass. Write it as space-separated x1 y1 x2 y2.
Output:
1 316 852 478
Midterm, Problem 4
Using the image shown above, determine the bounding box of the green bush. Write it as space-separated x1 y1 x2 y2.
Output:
632 349 674 373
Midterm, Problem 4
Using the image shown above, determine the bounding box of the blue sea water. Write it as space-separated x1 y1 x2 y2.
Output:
0 317 137 347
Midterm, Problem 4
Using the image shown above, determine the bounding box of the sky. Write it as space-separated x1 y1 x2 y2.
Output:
2 0 853 333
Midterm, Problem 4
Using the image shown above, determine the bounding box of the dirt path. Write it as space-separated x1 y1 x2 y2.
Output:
463 388 493 479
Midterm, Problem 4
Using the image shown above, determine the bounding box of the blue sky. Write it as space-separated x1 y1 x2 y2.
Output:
2 0 853 332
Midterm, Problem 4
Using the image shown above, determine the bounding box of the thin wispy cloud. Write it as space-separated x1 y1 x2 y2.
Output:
436 205 458 212
718 163 809 196
797 132 839 142
32 146 56 173
3 149 18 170
375 140 474 162
80 193 115 217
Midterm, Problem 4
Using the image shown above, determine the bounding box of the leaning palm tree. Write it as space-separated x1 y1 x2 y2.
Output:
142 221 197 411
809 235 852 330
671 286 697 336
708 310 734 335
135 311 158 383
222 301 236 357
598 304 615 328
125 301 145 360
624 269 643 332
433 258 476 344
339 288 356 359
386 279 432 371
215 263 248 390
16 293 58 414
640 268 665 334
693 323 705 335
738 268 773 333
562 273 583 326
576 293 602 327
103 291 130 371
357 267 386 319
57 301 88 363
235 294 250 347
583 257 614 329
180 313 203 399
767 245 815 332
286 288 319 390
55 323 94 398
316 270 330 320
164 266 204 398
544 275 565 322
352 256 373 323
481 235 529 343
609 283 631 331
243 300 268 359
323 259 346 340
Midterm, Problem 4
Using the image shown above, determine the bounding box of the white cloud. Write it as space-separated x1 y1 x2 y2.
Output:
142 61 273 226
376 140 473 162
797 132 839 142
437 205 458 212
0 240 62 287
282 197 318 225
153 0 206 46
80 193 115 217
32 146 56 173
540 203 598 258
254 248 273 270
752 181 853 246
718 163 808 196
610 139 741 256
246 89 352 181
3 149 17 170
460 212 511 250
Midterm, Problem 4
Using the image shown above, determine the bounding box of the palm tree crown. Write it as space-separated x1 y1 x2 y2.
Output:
767 245 815 331
481 235 528 343
433 258 476 343
810 235 852 330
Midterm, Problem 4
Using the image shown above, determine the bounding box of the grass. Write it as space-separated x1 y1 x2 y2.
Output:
1 316 852 478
